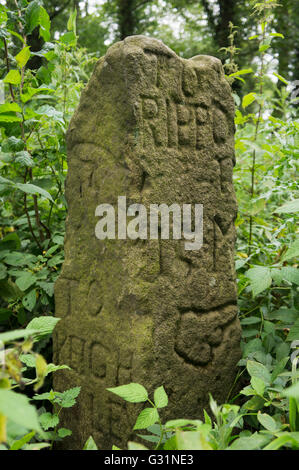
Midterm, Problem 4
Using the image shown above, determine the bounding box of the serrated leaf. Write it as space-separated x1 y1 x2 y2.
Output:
39 412 59 430
58 428 72 438
3 70 21 86
26 316 60 339
15 151 34 167
246 266 272 297
247 360 271 385
0 103 22 114
15 272 36 291
133 407 159 430
22 289 37 312
107 383 148 403
15 46 31 69
251 376 265 396
242 92 256 109
282 239 299 262
154 386 168 408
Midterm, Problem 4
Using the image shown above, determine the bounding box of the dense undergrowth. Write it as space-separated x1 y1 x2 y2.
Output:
0 0 298 450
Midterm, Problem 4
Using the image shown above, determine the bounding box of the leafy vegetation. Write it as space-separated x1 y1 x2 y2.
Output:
0 0 298 451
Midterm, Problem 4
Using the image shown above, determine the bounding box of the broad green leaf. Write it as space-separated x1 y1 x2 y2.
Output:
3 70 21 86
242 92 256 109
15 272 36 291
133 407 159 430
22 289 37 312
15 151 34 167
246 266 272 297
229 433 270 450
247 360 271 385
282 239 299 262
257 412 280 432
15 47 31 69
275 199 299 214
26 316 60 339
14 182 54 202
58 428 72 438
1 136 24 152
38 7 51 42
58 387 81 408
83 436 98 450
39 412 59 431
0 103 22 114
0 389 42 433
107 383 148 403
176 428 212 450
251 376 265 396
154 386 168 408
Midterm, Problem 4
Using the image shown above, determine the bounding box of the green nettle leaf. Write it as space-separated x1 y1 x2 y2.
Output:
247 360 271 385
15 151 34 167
257 412 280 432
26 316 60 339
39 7 51 42
1 136 24 152
15 46 31 69
3 70 21 86
280 267 299 285
39 412 59 430
176 429 213 450
15 272 36 291
282 239 299 262
0 103 22 114
133 407 159 430
107 383 148 403
83 436 98 450
154 386 168 408
246 266 272 297
275 199 299 214
58 387 81 408
251 376 265 396
242 92 256 109
14 182 54 202
22 289 37 312
58 428 72 438
0 389 42 433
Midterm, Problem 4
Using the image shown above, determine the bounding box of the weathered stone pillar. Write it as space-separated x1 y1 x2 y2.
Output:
53 36 241 450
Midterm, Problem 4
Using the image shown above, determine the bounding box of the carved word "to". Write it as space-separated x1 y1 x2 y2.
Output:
95 196 203 251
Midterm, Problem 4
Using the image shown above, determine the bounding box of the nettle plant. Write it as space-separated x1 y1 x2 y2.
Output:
106 373 299 451
0 4 96 329
0 316 80 450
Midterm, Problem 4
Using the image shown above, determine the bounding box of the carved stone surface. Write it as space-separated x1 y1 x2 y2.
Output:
53 36 241 450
